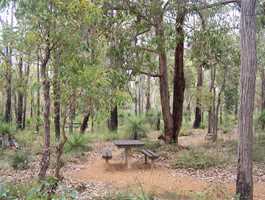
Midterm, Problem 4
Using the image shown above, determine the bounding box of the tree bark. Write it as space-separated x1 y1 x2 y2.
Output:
38 45 51 179
261 67 265 129
108 105 118 131
4 47 12 123
16 57 23 129
236 0 257 199
207 65 216 137
53 51 61 141
172 13 185 144
155 15 174 142
55 109 67 180
80 111 90 133
22 63 30 129
36 53 41 134
146 75 151 112
193 64 203 128
69 91 76 134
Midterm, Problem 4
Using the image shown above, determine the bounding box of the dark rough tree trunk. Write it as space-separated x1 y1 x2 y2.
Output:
80 111 90 133
17 57 23 129
146 75 151 112
155 14 174 142
207 65 216 138
172 13 185 144
108 105 118 131
38 46 51 179
193 64 203 128
134 81 138 115
30 91 34 118
261 68 265 129
55 109 67 180
69 92 76 134
53 51 61 141
236 0 257 199
4 47 12 123
22 63 30 129
36 53 41 134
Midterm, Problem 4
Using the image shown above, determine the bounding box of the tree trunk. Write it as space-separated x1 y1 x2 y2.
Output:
53 51 61 141
172 14 185 144
69 92 76 134
193 64 203 128
4 47 12 123
55 110 67 180
236 0 257 199
36 53 41 134
146 75 151 112
108 105 118 131
155 16 174 142
261 67 265 129
17 57 23 129
38 46 51 179
22 63 30 129
207 66 216 138
80 111 90 133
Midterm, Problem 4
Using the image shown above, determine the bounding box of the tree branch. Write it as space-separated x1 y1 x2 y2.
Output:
127 67 161 78
189 0 240 12
135 46 159 54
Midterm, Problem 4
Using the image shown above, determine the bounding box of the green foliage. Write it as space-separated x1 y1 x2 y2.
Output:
0 178 78 200
145 110 161 129
0 122 14 136
174 149 225 170
191 183 232 200
103 191 154 200
257 110 265 128
221 114 237 134
126 115 147 139
10 151 29 170
64 134 92 153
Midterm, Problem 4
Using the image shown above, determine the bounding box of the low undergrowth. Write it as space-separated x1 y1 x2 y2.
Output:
64 134 92 154
0 177 78 200
173 148 226 170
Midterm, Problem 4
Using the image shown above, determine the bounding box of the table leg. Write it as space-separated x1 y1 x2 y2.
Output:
124 148 131 167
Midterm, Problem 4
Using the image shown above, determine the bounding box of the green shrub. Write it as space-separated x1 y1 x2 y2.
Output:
103 192 154 200
64 134 92 153
0 122 14 136
11 151 29 170
252 134 265 163
257 110 265 129
126 115 147 139
0 178 78 200
174 149 225 169
145 109 161 130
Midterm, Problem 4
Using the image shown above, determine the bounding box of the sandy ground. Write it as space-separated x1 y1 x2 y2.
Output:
66 130 265 200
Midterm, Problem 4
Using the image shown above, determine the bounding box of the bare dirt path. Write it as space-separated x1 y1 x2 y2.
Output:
65 131 265 200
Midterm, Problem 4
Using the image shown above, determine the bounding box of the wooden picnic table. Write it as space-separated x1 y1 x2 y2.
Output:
113 139 144 166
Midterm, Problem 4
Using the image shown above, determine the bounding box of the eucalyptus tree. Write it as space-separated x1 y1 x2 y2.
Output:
236 0 257 199
104 0 239 144
0 0 15 123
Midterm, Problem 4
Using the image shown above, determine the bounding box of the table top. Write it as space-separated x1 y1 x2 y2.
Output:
113 139 144 148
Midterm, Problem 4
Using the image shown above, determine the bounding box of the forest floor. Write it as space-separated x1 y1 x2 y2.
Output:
64 130 265 200
1 129 265 199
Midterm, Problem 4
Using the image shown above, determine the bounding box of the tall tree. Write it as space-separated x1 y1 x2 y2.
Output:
236 0 257 199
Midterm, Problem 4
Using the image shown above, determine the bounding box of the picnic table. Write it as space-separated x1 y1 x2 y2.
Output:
113 139 144 166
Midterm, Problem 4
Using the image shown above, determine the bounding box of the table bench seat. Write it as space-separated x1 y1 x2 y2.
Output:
140 149 159 164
